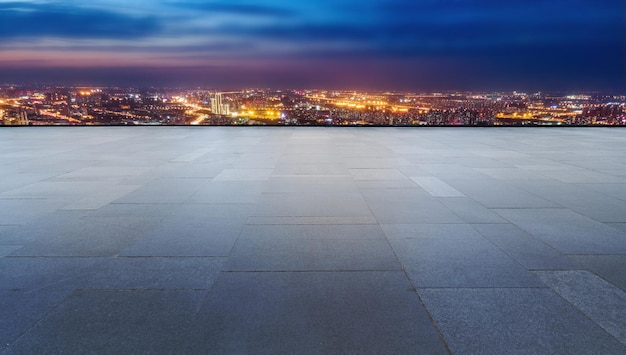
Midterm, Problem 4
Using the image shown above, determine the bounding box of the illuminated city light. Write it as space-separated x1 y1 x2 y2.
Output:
0 87 624 126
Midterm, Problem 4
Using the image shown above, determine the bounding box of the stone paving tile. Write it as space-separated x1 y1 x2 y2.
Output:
345 157 413 168
187 181 266 204
369 200 464 224
439 198 507 224
87 203 177 218
445 179 559 208
254 192 372 217
112 177 206 204
355 179 420 189
569 255 626 292
0 245 22 258
494 208 626 254
419 288 626 354
534 270 626 345
272 163 349 176
580 184 626 202
170 203 256 224
187 271 448 354
264 176 357 193
0 199 71 226
121 221 243 257
160 163 226 178
213 168 273 181
474 167 553 180
226 224 399 271
383 224 542 287
0 225 22 245
246 216 377 225
348 168 408 181
80 257 225 290
0 257 100 292
60 184 140 210
53 166 152 180
513 181 626 223
10 216 159 257
417 164 491 180
1 289 75 351
472 223 577 269
410 177 465 197
540 170 626 183
170 149 212 163
6 290 204 354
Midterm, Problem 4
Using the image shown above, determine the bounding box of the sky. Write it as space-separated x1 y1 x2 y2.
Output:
0 0 624 91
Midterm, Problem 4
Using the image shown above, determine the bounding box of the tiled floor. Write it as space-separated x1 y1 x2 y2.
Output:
1 127 625 354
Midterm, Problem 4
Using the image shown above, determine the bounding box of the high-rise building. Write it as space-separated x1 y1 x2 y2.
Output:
211 93 230 115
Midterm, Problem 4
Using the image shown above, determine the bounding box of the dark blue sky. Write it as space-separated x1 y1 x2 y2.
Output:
0 0 624 91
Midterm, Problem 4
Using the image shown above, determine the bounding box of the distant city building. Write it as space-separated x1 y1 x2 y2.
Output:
211 93 230 115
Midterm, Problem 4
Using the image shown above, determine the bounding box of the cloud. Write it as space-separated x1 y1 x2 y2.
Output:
0 2 162 39
170 1 294 17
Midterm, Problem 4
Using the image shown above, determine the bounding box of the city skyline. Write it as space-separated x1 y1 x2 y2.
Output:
2 86 624 126
0 0 624 92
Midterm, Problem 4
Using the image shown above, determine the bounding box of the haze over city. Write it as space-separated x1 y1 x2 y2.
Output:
0 0 624 91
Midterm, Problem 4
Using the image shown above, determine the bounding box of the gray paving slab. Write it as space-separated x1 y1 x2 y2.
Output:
0 172 67 193
232 153 280 168
86 203 176 218
213 168 273 181
411 177 465 197
187 181 265 204
121 221 243 256
10 216 159 257
0 257 100 291
0 245 22 258
577 183 626 202
569 255 626 291
0 225 22 245
513 181 626 223
417 164 492 180
540 169 626 183
348 168 409 181
254 192 372 217
494 208 626 254
170 148 212 163
226 224 399 271
474 167 553 180
169 203 256 224
0 181 116 199
445 179 559 208
439 198 508 224
419 288 626 354
0 199 71 226
534 270 626 345
80 257 225 289
345 157 413 168
383 224 543 287
160 163 226 178
264 176 357 193
1 289 75 351
187 271 448 354
112 177 206 204
272 163 349 176
246 216 377 225
5 290 204 354
472 223 577 269
355 179 421 189
53 166 152 180
363 190 463 223
60 184 140 210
